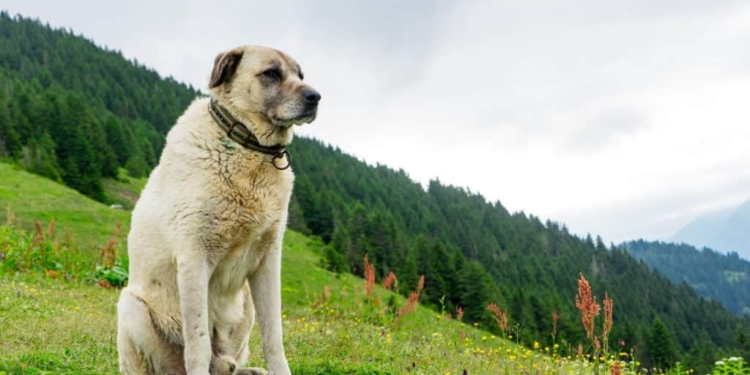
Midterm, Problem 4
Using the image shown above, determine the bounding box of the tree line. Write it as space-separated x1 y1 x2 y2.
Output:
624 239 750 317
0 12 199 200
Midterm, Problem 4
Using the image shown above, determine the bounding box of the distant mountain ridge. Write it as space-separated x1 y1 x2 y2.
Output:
623 239 750 316
672 198 750 259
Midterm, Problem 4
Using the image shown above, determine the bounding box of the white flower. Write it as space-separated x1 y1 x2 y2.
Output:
728 357 742 362
715 360 725 366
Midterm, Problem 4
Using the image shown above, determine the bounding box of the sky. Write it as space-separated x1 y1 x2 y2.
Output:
5 0 750 245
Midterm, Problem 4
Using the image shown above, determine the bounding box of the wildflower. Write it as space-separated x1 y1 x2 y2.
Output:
363 255 375 297
575 273 600 340
603 292 614 345
395 275 424 322
610 360 622 375
551 310 559 340
487 302 509 332
382 271 397 291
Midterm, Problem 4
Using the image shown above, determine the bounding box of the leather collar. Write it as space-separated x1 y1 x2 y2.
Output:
208 98 291 170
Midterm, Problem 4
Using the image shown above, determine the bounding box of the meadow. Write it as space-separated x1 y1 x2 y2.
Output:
0 221 614 374
0 163 744 374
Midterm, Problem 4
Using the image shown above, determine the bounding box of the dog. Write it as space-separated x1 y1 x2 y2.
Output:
116 45 320 375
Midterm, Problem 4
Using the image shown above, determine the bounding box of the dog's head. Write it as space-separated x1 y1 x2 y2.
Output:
208 45 320 128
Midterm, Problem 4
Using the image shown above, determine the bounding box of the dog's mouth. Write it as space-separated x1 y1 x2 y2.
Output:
272 109 317 128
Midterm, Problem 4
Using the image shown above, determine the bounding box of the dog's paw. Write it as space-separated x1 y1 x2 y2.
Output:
235 367 268 375
209 354 237 375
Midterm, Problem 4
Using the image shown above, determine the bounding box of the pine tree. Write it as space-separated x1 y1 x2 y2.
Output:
684 331 716 375
21 131 61 181
458 261 493 325
648 317 678 370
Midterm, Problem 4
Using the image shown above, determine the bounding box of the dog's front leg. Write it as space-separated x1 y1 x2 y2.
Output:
249 240 290 375
177 252 213 375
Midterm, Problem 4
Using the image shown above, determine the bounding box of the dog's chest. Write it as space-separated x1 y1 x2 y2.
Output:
207 165 292 292
223 167 291 233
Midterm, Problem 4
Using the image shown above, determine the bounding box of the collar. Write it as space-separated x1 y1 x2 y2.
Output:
208 98 291 170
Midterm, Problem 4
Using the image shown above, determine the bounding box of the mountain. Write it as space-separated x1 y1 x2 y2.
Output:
0 11 199 201
673 198 750 259
623 239 750 316
1 13 749 370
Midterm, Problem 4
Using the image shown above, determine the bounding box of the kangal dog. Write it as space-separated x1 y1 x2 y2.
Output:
116 45 320 375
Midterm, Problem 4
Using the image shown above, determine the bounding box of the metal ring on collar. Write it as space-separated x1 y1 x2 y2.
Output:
271 150 291 170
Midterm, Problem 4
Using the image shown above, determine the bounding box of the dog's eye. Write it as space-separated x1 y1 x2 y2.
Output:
261 68 282 80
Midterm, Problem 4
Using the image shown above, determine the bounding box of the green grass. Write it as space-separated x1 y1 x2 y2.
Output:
0 230 557 375
102 168 148 211
0 163 649 374
1 226 634 375
0 163 129 247
0 273 118 374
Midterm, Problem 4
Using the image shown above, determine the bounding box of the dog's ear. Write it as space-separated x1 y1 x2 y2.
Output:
209 48 244 89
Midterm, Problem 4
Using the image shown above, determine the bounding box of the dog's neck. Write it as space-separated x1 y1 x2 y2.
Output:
208 97 294 152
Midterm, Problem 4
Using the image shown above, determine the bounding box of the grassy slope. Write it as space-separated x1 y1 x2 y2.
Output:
0 163 130 246
102 168 148 211
1 231 575 375
0 163 608 374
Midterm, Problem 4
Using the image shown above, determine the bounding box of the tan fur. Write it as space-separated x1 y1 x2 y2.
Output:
117 45 320 375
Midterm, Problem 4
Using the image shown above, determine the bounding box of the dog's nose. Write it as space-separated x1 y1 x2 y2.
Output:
302 89 321 104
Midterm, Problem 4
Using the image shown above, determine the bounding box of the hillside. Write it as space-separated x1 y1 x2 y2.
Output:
0 212 604 375
0 162 129 245
0 11 199 201
288 138 750 370
1 12 749 371
623 240 750 316
0 230 539 374
0 159 641 375
673 198 750 259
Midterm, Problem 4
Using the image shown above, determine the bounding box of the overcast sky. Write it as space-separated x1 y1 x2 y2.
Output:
5 0 750 245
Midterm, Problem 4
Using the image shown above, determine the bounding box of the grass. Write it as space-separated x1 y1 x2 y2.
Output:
102 168 148 211
0 223 640 375
0 162 130 247
0 273 118 374
1 162 717 375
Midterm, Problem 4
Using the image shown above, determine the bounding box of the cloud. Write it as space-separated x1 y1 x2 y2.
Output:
559 165 750 243
561 107 649 153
